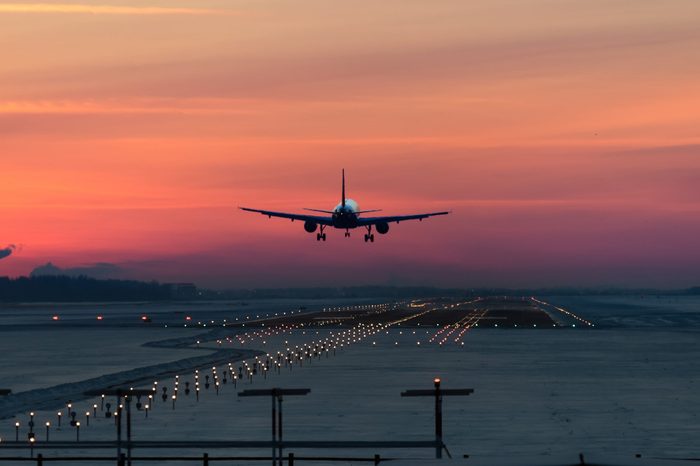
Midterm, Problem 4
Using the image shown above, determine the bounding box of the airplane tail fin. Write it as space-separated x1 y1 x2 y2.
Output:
341 169 346 207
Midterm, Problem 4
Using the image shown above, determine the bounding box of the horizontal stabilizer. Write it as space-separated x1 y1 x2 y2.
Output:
303 208 335 214
356 209 382 214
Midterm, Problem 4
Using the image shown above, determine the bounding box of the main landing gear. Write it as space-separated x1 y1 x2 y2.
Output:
364 226 375 243
316 225 327 241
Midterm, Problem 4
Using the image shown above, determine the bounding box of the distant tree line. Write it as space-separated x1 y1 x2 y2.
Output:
0 275 175 302
0 275 698 303
208 285 700 300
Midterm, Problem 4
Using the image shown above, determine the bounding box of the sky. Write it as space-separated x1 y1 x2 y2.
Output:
1 0 699 289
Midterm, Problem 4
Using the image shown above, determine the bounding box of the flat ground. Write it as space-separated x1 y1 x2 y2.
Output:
0 296 697 465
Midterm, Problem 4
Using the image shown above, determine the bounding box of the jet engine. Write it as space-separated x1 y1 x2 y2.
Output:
376 222 389 234
304 220 318 233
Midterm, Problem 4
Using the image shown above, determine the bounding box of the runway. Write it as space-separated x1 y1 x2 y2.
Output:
216 296 571 331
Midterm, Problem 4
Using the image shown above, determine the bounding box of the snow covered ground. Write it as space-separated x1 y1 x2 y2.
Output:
542 295 700 328
0 327 201 393
1 296 699 465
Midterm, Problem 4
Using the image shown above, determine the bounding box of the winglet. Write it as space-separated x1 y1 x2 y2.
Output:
341 169 346 208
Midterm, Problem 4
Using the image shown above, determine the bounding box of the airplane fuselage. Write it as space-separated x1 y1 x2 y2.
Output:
332 199 360 229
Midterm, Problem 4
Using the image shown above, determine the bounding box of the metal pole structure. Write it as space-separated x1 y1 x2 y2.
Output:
83 388 153 466
434 378 442 459
238 388 310 466
401 378 473 460
117 396 122 461
126 395 132 466
277 395 283 466
271 391 277 466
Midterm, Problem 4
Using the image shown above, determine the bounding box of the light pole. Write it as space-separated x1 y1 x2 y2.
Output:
84 388 152 466
239 388 311 466
401 377 473 459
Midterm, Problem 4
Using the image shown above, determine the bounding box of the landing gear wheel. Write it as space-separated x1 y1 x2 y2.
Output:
316 233 322 241
364 226 374 243
344 231 350 238
322 233 327 241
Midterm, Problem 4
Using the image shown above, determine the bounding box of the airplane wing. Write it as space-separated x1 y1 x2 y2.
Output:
357 211 449 225
239 207 334 225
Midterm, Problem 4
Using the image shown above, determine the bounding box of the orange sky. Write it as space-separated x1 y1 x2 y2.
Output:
1 0 699 288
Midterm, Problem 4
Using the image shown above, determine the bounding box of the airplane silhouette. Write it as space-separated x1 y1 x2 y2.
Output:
240 170 449 242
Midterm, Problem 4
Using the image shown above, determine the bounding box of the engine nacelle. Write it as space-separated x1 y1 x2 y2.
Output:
304 220 318 233
376 222 389 234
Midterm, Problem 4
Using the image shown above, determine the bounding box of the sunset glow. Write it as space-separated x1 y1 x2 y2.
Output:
1 0 699 288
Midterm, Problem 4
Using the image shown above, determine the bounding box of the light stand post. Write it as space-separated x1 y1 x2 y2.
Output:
85 388 153 466
401 378 473 459
239 388 311 466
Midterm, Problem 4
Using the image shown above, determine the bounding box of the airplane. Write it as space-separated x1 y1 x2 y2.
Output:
240 170 449 242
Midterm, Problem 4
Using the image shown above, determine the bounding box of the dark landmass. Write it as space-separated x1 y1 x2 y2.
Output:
0 274 698 302
211 285 700 299
0 275 195 302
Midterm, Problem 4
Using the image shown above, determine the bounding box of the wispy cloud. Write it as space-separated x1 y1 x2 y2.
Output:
0 98 258 115
0 244 16 260
0 3 223 15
